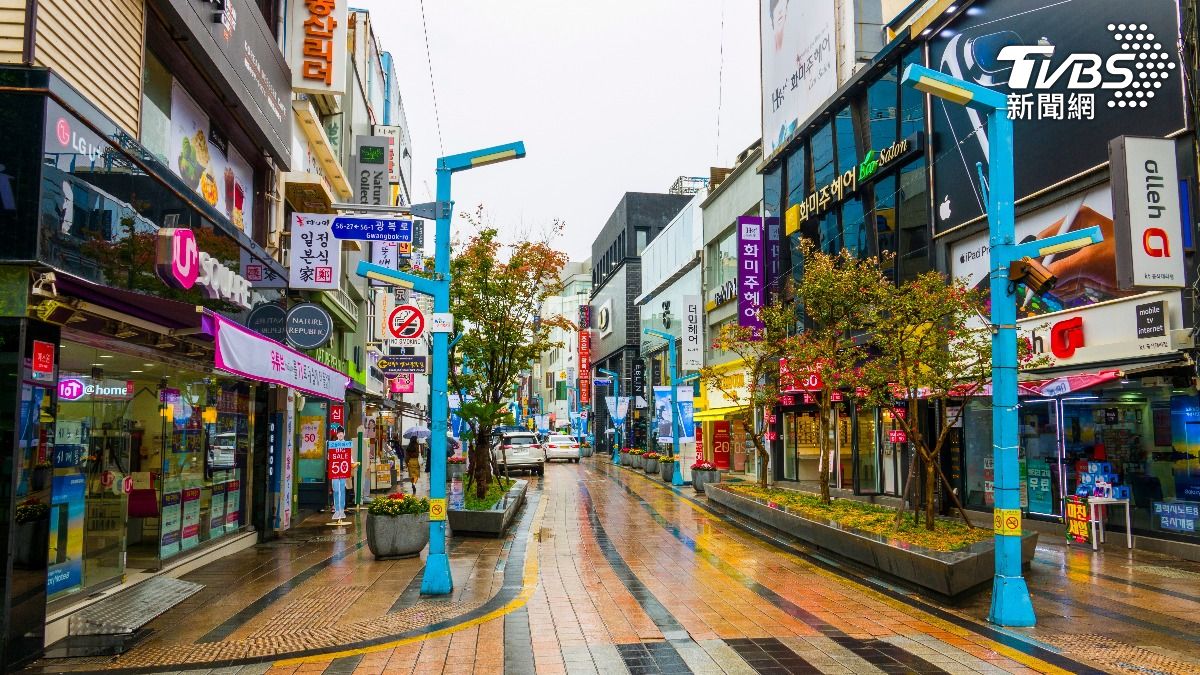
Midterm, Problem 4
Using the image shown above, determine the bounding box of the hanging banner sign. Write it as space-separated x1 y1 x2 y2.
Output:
378 356 427 374
289 0 348 96
204 312 349 401
288 214 341 290
736 216 765 335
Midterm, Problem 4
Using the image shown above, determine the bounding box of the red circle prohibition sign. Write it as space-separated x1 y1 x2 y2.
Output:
388 305 425 339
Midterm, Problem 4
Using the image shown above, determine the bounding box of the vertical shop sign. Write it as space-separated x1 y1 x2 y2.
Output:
371 241 399 287
653 386 673 443
578 305 591 405
1110 136 1185 289
209 481 227 536
712 421 732 470
277 389 296 530
241 249 288 289
289 0 348 96
289 213 341 290
180 487 202 550
677 385 695 442
631 360 646 399
682 295 702 370
329 403 345 428
354 136 390 206
1027 459 1054 514
737 216 766 335
764 217 781 299
1064 496 1091 545
160 490 182 558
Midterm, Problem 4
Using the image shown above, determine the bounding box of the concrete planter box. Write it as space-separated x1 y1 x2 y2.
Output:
620 452 631 466
692 470 720 494
643 458 659 474
630 454 644 469
706 485 1038 599
366 512 430 559
581 446 594 458
447 480 527 537
659 461 674 481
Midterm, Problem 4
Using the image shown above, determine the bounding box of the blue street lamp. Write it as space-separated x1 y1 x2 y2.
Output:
597 367 621 464
643 328 700 486
901 65 1101 627
355 141 526 596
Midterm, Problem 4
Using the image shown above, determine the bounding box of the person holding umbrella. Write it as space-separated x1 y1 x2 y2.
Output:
404 437 421 494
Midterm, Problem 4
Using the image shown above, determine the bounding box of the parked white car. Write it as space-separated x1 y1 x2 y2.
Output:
543 434 581 463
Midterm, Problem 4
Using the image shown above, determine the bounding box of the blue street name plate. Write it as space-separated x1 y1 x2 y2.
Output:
331 217 414 242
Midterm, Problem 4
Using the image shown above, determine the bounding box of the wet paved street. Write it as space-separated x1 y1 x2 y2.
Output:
24 458 1200 675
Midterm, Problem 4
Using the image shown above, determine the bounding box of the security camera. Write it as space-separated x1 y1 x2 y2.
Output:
1008 257 1057 296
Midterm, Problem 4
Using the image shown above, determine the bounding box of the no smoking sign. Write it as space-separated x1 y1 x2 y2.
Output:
388 304 425 339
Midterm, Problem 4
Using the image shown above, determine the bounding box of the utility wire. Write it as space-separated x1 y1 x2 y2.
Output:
419 0 445 156
714 0 726 164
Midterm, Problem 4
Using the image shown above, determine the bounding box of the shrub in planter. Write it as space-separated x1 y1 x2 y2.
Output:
643 452 659 474
366 493 430 559
659 456 675 481
447 454 467 480
691 461 720 494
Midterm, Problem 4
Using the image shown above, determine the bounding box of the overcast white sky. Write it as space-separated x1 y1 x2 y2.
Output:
356 1 761 262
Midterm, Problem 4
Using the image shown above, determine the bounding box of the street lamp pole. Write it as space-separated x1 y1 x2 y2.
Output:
355 141 526 596
901 65 1102 626
643 328 699 486
597 367 620 464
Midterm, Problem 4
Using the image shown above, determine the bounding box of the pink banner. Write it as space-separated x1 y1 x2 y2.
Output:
203 311 350 401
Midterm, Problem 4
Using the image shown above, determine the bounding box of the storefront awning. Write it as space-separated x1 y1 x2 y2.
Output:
52 273 206 333
202 311 350 401
694 405 749 422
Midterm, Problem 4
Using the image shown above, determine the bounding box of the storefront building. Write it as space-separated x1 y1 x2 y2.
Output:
919 0 1200 554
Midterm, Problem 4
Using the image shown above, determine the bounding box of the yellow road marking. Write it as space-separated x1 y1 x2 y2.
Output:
611 465 1073 675
274 490 548 666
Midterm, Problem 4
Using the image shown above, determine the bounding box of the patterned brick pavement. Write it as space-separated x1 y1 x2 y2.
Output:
21 458 1200 675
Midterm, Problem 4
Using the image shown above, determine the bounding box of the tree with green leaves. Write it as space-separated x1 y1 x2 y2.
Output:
700 299 794 489
872 272 1049 530
782 239 892 504
446 214 571 499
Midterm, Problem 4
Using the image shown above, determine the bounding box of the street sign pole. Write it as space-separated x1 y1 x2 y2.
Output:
598 368 620 464
644 328 700 486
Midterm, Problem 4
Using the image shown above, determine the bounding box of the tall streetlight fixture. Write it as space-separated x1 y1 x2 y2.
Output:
597 367 621 464
901 65 1101 627
643 328 700 486
356 141 526 596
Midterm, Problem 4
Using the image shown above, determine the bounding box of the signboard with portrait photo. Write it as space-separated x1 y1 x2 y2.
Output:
760 0 837 159
928 0 1186 233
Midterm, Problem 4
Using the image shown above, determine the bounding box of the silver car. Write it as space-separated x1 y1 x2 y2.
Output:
492 433 545 475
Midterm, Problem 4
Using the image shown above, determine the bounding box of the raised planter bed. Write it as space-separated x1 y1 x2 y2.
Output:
447 480 528 537
705 484 1038 599
692 469 720 494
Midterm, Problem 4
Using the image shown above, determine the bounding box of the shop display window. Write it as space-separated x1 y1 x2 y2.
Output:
49 341 250 601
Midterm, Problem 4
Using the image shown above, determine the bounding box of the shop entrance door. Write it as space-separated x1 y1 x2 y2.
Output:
854 406 881 495
1020 399 1061 516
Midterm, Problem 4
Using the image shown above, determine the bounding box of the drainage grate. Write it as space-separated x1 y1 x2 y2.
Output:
69 578 203 636
1042 634 1200 675
1129 564 1200 581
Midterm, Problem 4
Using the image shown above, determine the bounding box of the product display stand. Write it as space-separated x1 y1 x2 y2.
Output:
1087 497 1132 551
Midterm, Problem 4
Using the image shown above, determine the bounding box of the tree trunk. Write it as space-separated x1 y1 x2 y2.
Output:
924 453 937 531
817 402 831 504
744 419 769 488
894 453 917 527
472 425 494 499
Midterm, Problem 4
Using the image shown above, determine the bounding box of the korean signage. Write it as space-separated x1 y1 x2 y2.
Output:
1064 496 1092 545
578 305 592 406
354 136 390 206
389 373 415 394
371 241 399 287
1109 136 1185 289
205 312 349 401
241 250 287 289
785 135 921 234
327 441 353 480
156 228 253 309
330 216 413 242
169 82 255 237
289 0 348 96
1153 501 1199 533
736 216 765 335
378 356 427 374
31 340 55 381
760 0 836 158
682 294 702 370
928 0 1186 233
289 214 341 290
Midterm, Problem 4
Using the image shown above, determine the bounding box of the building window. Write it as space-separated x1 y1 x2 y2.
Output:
901 49 926 139
784 144 807 215
834 106 861 175
636 228 649 254
897 156 931 280
811 121 835 187
707 229 738 293
867 67 899 151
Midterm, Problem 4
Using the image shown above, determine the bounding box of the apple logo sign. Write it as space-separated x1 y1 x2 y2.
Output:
938 196 952 222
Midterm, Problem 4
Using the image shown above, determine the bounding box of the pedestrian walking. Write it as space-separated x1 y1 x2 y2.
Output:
405 437 421 494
